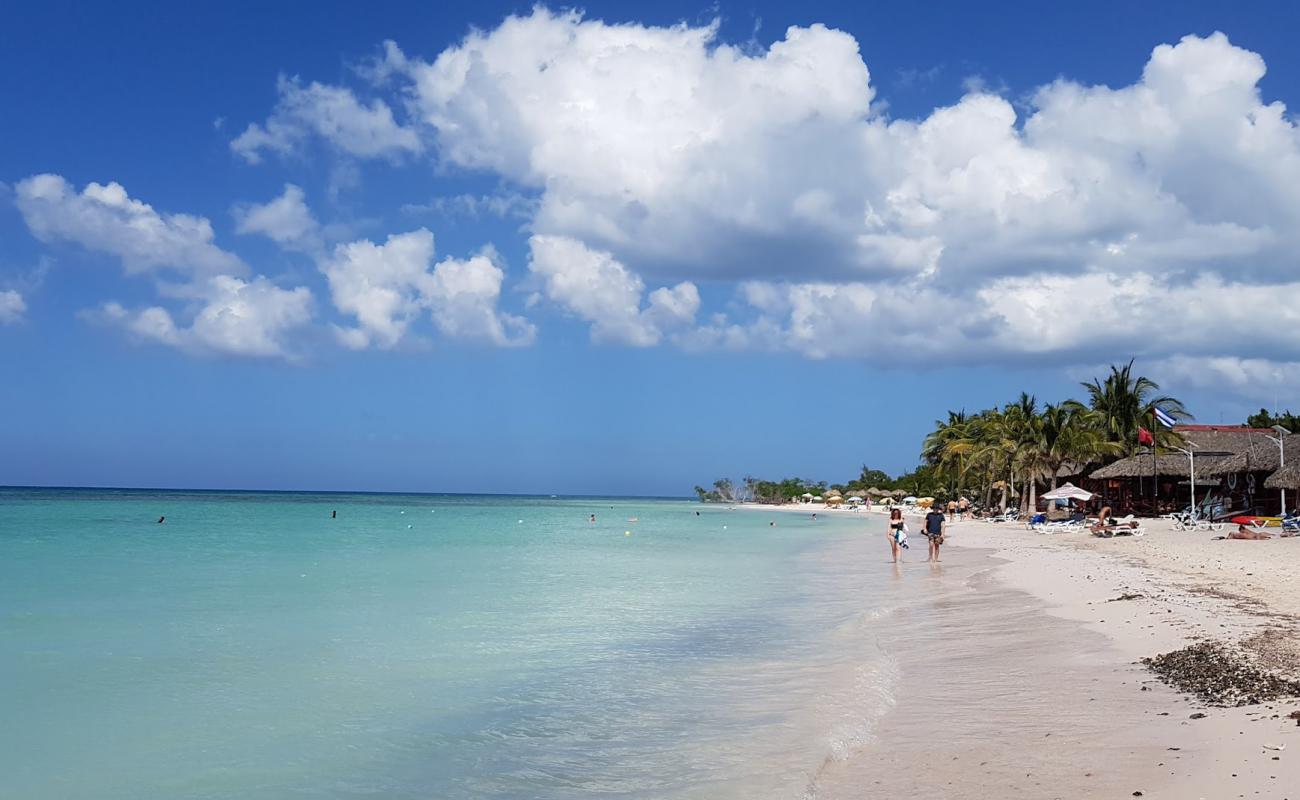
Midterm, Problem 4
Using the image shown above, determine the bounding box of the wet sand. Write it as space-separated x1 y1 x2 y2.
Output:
760 505 1300 799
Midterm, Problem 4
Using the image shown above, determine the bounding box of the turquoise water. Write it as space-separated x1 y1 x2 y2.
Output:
0 489 894 799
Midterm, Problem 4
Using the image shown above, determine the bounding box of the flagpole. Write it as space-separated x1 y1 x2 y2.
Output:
1152 407 1157 513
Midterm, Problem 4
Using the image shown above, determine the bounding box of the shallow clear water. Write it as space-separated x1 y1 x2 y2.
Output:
0 489 894 799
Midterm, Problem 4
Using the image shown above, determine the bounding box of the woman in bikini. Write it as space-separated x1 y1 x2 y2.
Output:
887 507 906 563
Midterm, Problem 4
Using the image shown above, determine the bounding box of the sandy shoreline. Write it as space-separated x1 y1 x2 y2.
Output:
740 503 1300 797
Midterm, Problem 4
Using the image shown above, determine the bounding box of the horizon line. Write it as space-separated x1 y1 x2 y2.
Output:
0 484 694 501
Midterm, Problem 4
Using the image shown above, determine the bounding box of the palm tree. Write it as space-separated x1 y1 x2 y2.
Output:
1072 360 1189 454
1012 403 1125 514
922 410 971 496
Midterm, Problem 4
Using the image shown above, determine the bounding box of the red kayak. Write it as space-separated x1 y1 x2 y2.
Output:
1230 515 1281 527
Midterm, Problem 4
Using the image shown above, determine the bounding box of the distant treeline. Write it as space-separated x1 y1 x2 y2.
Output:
692 464 940 505
697 361 1226 511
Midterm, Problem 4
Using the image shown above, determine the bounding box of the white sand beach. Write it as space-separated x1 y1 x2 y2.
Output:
749 504 1300 798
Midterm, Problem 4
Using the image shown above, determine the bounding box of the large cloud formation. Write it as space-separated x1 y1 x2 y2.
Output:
229 9 1291 372
24 9 1300 378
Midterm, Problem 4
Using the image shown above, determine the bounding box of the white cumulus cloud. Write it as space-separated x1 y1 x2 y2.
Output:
14 174 246 277
323 229 533 349
527 234 698 346
92 276 313 358
231 75 422 164
14 174 314 359
232 183 321 252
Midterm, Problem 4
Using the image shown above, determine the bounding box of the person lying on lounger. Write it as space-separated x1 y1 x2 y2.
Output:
1228 524 1297 540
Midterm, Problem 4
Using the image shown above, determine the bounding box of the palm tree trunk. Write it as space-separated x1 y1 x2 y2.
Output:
1028 477 1038 515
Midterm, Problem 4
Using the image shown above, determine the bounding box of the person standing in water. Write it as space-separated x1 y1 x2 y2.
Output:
923 504 946 562
887 507 906 563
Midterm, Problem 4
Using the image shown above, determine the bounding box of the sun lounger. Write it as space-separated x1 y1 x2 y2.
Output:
1092 526 1145 538
1035 520 1085 534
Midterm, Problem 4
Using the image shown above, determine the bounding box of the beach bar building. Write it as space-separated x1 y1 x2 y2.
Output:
1087 425 1297 517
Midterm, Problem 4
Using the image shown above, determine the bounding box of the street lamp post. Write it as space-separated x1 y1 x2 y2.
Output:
1267 425 1290 515
1170 443 1197 518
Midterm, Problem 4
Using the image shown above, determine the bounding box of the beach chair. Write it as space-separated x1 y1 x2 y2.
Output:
1092 525 1145 538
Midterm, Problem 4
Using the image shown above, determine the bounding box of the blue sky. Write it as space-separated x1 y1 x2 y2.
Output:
4 1 1300 495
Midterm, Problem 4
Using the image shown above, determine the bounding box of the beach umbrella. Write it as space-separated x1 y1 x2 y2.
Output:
812 495 823 501
902 495 917 504
801 492 814 499
1041 483 1093 502
826 489 842 497
826 496 844 505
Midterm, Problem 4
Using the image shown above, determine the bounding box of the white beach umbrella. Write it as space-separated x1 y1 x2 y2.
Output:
1041 483 1093 501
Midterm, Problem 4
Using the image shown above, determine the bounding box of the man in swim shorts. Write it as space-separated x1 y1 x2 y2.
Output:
923 505 946 562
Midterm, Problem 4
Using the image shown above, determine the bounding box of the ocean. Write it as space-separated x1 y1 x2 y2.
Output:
0 489 899 799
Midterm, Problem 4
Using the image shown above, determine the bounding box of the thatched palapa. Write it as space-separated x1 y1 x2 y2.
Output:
1266 460 1300 489
1089 452 1233 481
1088 427 1300 483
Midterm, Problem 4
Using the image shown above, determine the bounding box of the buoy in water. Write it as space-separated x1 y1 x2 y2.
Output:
625 530 631 536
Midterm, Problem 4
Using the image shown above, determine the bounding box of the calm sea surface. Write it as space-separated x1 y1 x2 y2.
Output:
0 489 899 799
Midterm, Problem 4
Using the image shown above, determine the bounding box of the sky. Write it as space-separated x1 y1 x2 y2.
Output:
4 0 1300 495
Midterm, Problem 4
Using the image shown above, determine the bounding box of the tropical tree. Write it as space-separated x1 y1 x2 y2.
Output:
1010 402 1125 512
921 410 971 497
1072 360 1189 454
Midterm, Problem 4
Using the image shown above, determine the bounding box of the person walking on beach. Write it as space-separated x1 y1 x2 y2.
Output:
887 507 906 563
923 504 946 562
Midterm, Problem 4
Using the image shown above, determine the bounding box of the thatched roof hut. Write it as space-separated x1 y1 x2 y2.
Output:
1089 426 1294 482
1203 432 1300 477
1089 452 1233 481
1266 460 1300 489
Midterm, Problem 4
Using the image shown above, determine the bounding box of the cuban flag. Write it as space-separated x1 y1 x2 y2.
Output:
1153 406 1177 429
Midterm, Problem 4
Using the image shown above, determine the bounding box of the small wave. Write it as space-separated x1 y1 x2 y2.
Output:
800 647 901 799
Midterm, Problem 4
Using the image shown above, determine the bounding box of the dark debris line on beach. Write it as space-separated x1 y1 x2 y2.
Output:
1141 641 1300 707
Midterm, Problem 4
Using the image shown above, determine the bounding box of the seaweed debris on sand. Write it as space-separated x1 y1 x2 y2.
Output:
1142 641 1300 707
